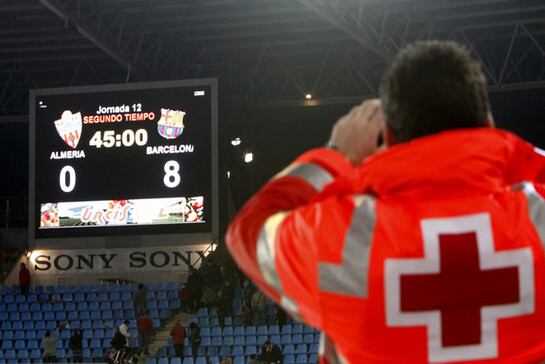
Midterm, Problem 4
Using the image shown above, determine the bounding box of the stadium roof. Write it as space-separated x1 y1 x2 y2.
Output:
2 0 545 116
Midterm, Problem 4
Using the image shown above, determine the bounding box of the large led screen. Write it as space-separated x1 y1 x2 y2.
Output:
30 79 218 240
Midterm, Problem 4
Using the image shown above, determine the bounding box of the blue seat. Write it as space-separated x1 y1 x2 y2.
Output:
122 301 132 309
211 326 222 336
293 334 303 345
159 309 171 320
81 320 92 329
53 302 63 312
91 349 103 359
207 346 219 356
245 346 257 356
195 357 207 364
14 331 25 340
258 335 268 345
157 291 167 300
65 302 76 311
310 344 318 354
234 336 244 346
89 302 99 310
110 292 120 301
284 355 295 364
198 318 209 327
19 302 30 311
284 343 295 354
200 336 211 347
309 353 317 363
281 324 293 335
112 301 122 310
8 312 20 321
46 321 56 330
210 336 221 346
282 334 292 345
181 358 191 364
271 335 281 345
100 302 111 310
245 326 256 336
146 358 156 364
2 341 13 349
55 312 67 321
293 324 304 334
25 331 36 340
27 340 39 350
90 311 101 320
92 320 104 329
17 350 29 359
158 357 169 364
295 344 307 354
3 331 13 340
303 334 314 344
77 302 88 311
233 356 244 364
223 336 233 346
97 292 108 301
257 325 268 335
0 312 8 321
30 349 41 359
83 330 93 339
201 327 210 337
232 346 243 356
68 311 78 320
233 326 244 336
210 317 220 326
44 311 54 320
219 346 231 356
4 350 15 360
32 312 43 321
74 292 85 302
296 354 307 363
12 322 22 331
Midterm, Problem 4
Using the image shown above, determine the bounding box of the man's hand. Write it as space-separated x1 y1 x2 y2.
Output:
328 99 384 165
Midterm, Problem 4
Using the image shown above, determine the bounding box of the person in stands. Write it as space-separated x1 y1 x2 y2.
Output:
118 320 131 347
259 341 283 364
133 283 148 317
186 267 204 313
189 322 201 359
42 330 59 363
111 327 126 350
19 262 31 296
170 320 186 358
251 290 268 325
226 41 545 363
68 327 83 363
137 311 153 355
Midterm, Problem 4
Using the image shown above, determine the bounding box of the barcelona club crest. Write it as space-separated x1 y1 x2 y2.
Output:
54 110 82 149
157 108 186 140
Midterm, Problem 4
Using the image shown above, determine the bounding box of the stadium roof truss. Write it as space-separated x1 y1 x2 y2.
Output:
2 0 545 116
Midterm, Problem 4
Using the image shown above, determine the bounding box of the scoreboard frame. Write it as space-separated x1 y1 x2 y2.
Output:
29 78 219 249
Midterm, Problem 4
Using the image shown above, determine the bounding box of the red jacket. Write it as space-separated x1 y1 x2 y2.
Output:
19 267 31 286
137 315 153 333
227 128 545 364
170 323 186 344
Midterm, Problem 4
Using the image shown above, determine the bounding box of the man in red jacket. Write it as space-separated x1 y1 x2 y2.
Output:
170 321 186 358
137 311 153 354
19 263 31 296
227 41 545 364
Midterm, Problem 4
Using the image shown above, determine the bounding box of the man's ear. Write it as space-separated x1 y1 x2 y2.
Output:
384 122 397 147
487 112 495 128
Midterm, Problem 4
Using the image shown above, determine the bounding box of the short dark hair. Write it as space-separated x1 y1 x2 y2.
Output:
379 41 490 143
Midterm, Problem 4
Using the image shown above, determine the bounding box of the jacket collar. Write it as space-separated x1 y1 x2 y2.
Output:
349 128 521 199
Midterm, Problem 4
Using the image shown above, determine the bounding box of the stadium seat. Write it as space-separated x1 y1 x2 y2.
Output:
201 336 212 347
55 311 67 321
284 345 295 354
97 292 108 301
219 346 231 357
46 321 57 330
271 335 281 345
1 341 12 349
181 358 192 364
309 344 318 354
257 325 268 335
281 325 293 335
293 324 304 334
74 292 85 302
53 302 63 312
281 335 292 345
210 317 220 326
4 350 15 360
303 334 314 344
295 344 307 354
146 358 157 364
112 301 122 310
234 336 245 346
0 312 7 321
8 312 19 321
207 346 219 356
233 326 244 336
90 311 101 320
30 349 41 360
246 336 257 346
293 334 304 345
284 354 295 364
245 345 257 356
25 331 36 340
89 302 99 310
91 349 103 359
77 302 88 311
245 326 256 336
12 322 22 331
209 357 219 364
309 354 318 363
232 346 243 356
296 354 307 363
257 335 268 345
195 357 207 364
27 340 39 350
223 336 235 346
233 356 244 364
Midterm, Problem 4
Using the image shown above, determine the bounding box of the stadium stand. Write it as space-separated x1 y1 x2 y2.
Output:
0 282 182 363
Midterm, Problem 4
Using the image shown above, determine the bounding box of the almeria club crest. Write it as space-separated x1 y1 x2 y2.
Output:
157 108 185 140
54 110 82 149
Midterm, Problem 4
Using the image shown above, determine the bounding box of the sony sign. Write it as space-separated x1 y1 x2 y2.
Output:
29 244 212 275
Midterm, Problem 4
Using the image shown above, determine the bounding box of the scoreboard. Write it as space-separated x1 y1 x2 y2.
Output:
29 79 218 243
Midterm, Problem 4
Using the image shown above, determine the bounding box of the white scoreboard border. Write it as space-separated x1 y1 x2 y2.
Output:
29 78 219 249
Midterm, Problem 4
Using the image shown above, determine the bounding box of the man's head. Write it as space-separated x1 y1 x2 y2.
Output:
124 320 129 325
379 41 491 144
264 340 272 350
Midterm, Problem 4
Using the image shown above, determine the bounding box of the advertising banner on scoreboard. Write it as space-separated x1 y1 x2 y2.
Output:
28 244 213 275
39 196 204 228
